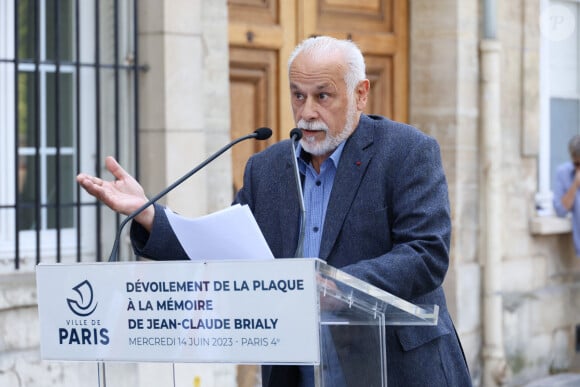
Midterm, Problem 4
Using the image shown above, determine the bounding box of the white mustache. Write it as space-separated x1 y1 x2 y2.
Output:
296 120 328 132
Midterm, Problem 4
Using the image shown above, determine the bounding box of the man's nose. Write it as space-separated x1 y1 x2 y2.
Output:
301 98 318 121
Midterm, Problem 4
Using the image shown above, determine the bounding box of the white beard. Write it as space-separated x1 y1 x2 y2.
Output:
297 102 357 156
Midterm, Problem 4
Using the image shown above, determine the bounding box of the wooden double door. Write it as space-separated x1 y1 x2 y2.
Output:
228 0 409 193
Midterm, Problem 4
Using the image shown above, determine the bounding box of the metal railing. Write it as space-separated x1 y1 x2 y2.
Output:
0 0 143 269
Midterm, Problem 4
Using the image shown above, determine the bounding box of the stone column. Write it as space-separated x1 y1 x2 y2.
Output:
138 0 231 218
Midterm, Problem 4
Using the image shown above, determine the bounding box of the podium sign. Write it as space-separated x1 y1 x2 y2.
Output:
36 259 320 364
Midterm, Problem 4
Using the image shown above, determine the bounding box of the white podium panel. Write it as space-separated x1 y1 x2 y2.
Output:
36 259 319 364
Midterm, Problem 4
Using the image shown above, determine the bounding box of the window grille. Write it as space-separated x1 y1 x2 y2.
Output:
0 0 142 270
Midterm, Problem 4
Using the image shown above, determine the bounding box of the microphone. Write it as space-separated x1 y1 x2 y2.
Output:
289 128 306 258
108 127 273 262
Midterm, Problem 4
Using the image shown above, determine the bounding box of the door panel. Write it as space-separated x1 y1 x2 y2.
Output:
228 0 296 195
365 55 393 118
229 47 278 192
301 0 393 35
228 0 279 25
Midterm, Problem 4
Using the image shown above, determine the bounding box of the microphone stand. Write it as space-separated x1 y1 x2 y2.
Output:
107 128 272 262
289 128 306 258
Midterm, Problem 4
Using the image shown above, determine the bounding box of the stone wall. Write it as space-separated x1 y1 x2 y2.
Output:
138 0 232 219
409 0 483 380
409 1 580 386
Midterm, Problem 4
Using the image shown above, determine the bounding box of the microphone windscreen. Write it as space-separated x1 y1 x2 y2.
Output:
254 127 273 140
289 128 303 140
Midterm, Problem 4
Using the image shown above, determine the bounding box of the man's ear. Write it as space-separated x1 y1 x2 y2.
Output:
356 79 370 111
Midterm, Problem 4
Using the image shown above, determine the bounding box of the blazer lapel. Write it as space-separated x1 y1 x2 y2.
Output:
279 155 302 258
319 123 374 260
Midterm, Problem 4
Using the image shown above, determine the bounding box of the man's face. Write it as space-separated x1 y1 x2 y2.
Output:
574 157 580 171
289 52 368 158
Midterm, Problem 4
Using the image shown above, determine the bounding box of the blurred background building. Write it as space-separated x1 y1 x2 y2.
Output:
1 0 579 386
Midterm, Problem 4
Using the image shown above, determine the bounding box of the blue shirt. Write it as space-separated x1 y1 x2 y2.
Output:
295 141 347 387
297 142 346 258
553 161 580 256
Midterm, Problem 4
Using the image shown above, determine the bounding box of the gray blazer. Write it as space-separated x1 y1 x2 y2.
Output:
132 114 472 387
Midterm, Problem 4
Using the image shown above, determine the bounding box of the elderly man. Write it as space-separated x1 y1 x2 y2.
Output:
78 36 472 387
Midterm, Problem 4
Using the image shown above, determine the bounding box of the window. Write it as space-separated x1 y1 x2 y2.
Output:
537 0 580 215
0 0 140 270
17 0 75 232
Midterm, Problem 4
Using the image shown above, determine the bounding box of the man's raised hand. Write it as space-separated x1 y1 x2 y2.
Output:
76 156 154 231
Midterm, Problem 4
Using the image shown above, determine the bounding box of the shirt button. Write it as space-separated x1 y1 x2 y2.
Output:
316 181 321 186
313 227 319 232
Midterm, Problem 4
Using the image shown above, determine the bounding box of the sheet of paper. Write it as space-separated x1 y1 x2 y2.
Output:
164 204 274 261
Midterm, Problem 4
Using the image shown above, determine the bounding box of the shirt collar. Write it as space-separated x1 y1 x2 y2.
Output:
297 141 347 172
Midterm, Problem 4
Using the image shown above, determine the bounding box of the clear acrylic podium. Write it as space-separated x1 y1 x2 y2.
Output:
313 259 438 387
36 258 438 387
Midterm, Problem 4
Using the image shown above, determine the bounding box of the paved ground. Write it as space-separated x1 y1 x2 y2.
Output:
524 373 580 386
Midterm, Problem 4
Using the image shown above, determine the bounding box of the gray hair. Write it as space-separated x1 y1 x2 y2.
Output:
569 135 580 158
287 36 366 94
